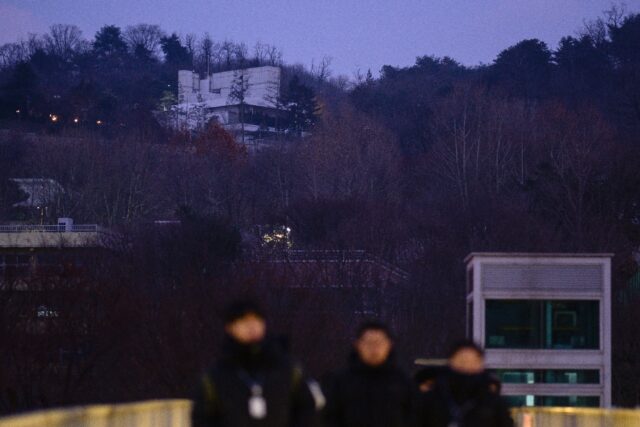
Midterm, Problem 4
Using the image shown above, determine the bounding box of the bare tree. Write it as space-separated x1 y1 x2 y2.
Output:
228 70 250 144
254 42 268 65
43 24 84 60
198 33 215 75
311 56 332 83
234 42 249 67
220 40 235 69
0 43 26 69
124 24 165 58
254 42 283 66
184 33 197 65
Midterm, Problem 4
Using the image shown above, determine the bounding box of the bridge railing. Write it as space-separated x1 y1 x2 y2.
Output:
0 399 191 427
512 407 640 427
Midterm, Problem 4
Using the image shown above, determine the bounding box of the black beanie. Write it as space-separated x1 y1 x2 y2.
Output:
223 300 266 324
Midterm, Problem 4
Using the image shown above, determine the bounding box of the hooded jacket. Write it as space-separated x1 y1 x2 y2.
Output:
419 369 513 427
323 352 416 427
192 336 318 427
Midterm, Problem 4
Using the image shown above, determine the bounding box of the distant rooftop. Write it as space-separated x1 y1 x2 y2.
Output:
465 252 615 263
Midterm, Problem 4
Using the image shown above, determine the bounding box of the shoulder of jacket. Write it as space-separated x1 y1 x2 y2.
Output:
200 372 218 403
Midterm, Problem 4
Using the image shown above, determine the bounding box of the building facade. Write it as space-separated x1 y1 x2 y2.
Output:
174 66 286 142
178 66 280 108
465 253 612 407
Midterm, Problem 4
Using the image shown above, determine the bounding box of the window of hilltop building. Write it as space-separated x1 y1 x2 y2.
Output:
485 300 599 349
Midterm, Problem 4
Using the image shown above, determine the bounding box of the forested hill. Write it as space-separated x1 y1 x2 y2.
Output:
1 8 640 406
0 10 638 248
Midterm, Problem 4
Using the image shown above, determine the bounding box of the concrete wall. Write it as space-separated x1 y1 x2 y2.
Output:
0 232 99 248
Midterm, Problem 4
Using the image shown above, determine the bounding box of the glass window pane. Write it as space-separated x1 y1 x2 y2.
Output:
486 300 541 348
547 301 599 349
494 369 600 384
485 300 599 349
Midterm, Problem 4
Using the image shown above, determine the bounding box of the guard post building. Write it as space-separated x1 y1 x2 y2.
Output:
465 253 612 407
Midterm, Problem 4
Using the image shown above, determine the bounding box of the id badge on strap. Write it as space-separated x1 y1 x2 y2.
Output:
248 384 267 419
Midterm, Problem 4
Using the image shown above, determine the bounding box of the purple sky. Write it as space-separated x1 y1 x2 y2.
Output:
1 0 638 76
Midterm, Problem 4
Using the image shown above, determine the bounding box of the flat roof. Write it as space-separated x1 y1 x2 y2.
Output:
464 252 614 263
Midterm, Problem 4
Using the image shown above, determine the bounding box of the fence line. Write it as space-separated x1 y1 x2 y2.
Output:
0 224 98 233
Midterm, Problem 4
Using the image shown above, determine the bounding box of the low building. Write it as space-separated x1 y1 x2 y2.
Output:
465 253 612 407
0 217 101 298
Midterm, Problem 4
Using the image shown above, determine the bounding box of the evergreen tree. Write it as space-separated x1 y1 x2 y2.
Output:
92 25 128 59
284 75 318 135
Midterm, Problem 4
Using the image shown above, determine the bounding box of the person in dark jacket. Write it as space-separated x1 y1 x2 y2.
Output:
414 366 444 393
323 321 416 427
192 300 322 427
420 340 513 427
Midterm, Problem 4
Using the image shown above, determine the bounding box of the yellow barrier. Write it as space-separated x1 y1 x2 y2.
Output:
4 400 640 427
0 399 192 427
512 407 640 427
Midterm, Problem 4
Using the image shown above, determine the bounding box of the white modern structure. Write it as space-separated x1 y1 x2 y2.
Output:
178 66 280 108
174 66 285 139
465 253 612 407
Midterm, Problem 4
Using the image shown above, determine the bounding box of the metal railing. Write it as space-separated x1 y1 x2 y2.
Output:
0 224 98 233
512 407 640 427
0 399 191 427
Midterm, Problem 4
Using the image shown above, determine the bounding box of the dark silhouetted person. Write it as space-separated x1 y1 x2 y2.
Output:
420 340 513 427
192 300 322 427
323 321 415 427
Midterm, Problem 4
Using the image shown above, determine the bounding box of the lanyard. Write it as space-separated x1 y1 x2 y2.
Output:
237 370 265 396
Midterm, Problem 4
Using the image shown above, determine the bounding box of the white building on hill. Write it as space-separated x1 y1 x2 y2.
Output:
173 66 286 142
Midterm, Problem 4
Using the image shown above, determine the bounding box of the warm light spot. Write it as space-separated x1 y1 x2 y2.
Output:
73 117 79 123
50 114 59 122
15 109 20 114
96 120 103 125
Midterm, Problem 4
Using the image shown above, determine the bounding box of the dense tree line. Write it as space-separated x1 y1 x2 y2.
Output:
0 24 331 137
1 6 640 409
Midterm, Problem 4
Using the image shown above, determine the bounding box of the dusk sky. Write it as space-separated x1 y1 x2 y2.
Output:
1 0 639 76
